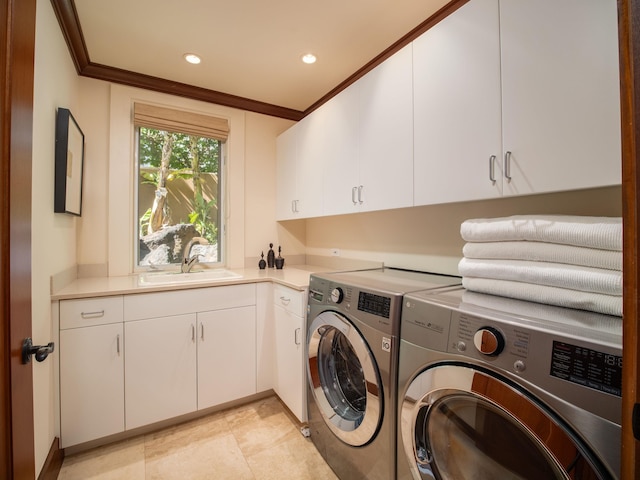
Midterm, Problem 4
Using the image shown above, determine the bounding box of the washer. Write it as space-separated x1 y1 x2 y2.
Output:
306 268 460 480
397 287 622 480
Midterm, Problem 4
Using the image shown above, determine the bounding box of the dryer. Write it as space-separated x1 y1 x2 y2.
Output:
397 287 622 480
306 268 460 480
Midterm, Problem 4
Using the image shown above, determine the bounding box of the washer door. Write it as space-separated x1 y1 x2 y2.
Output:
307 310 383 447
401 364 611 480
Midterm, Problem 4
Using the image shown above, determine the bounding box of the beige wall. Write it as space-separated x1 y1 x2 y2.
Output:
244 112 298 264
32 0 83 473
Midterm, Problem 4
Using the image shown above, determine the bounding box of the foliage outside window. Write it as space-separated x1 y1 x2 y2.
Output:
135 126 223 269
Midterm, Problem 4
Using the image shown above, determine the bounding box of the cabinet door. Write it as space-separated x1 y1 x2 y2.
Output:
60 323 124 448
125 314 197 429
197 306 256 410
296 112 325 218
500 0 621 195
273 305 306 422
276 126 298 220
359 44 414 212
413 0 503 205
322 83 360 216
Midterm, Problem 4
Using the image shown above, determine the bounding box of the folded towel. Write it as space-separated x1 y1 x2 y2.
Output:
458 258 622 295
462 241 622 271
461 290 623 329
462 277 622 317
460 215 622 251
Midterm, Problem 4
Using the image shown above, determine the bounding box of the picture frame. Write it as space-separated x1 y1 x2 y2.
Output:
54 107 85 216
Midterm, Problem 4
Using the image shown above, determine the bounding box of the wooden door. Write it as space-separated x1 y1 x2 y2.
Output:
0 0 36 478
619 1 640 478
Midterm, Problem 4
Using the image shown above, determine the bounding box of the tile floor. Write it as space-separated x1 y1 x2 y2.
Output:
58 396 338 480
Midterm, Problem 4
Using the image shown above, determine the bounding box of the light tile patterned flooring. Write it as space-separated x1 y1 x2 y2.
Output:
58 396 338 480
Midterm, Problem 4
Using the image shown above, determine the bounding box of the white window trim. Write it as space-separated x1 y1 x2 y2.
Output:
108 83 246 277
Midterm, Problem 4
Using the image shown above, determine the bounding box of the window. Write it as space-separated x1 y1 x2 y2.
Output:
133 103 229 269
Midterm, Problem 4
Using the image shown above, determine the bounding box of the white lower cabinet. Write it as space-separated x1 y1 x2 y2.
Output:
124 313 198 430
59 322 124 448
59 284 261 447
123 284 258 429
59 296 124 448
273 285 307 422
197 306 256 409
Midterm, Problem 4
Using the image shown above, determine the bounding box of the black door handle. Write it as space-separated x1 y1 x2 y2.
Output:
21 338 55 364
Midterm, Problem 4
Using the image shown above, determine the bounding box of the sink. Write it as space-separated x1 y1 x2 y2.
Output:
138 269 243 286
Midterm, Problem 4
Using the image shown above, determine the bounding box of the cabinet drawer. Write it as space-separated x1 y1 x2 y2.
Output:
273 284 306 317
124 283 256 321
60 296 124 330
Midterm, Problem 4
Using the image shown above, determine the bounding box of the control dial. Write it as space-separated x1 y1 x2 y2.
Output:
473 326 505 356
330 287 344 304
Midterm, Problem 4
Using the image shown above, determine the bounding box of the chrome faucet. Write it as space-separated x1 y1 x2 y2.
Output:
181 237 209 273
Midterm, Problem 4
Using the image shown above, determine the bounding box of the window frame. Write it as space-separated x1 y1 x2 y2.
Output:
132 123 227 273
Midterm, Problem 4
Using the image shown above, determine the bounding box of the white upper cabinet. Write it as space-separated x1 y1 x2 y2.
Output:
414 0 503 205
275 127 298 220
357 44 414 213
321 83 360 216
323 45 414 216
414 0 620 205
280 44 413 218
500 0 621 195
275 113 324 220
277 0 621 218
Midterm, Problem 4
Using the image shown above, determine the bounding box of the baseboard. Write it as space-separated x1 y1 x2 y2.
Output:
37 437 63 480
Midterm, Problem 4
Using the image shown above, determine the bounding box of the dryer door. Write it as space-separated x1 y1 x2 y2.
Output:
307 310 382 447
400 364 612 480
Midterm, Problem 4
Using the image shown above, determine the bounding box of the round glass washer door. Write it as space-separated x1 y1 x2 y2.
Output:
401 364 609 480
307 310 383 447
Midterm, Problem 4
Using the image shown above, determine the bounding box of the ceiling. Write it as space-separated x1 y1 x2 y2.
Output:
54 0 456 119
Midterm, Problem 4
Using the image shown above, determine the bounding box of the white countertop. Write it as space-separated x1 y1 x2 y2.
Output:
51 265 335 300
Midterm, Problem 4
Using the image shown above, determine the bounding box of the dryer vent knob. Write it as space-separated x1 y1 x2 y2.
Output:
473 327 505 356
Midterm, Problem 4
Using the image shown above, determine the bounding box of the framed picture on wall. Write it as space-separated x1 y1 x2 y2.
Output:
54 107 85 216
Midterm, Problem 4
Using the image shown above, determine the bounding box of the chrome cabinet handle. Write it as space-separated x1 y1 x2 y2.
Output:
116 334 121 355
358 185 363 204
201 323 205 341
191 324 196 342
352 186 358 204
81 310 104 319
280 296 291 306
489 155 496 183
294 328 301 346
505 151 512 181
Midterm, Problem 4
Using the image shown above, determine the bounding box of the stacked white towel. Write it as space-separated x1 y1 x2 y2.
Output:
459 215 623 317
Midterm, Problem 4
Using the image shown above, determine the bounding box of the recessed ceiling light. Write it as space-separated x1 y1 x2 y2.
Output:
184 53 201 65
302 53 317 64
